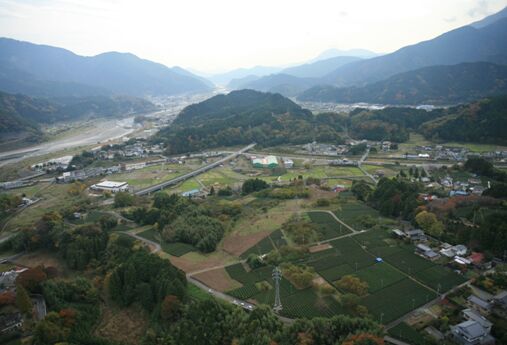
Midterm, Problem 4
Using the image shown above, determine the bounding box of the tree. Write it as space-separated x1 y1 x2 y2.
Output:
242 178 269 195
16 284 33 315
342 333 385 345
114 192 135 208
336 275 369 296
160 295 181 321
415 211 444 237
16 266 47 292
0 291 16 306
351 180 373 201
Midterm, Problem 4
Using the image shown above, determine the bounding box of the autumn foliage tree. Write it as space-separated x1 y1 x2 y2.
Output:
16 266 48 292
342 333 384 345
160 295 181 321
336 275 369 296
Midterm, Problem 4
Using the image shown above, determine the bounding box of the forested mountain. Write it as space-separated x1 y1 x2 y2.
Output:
299 62 507 105
321 16 507 87
0 91 157 143
155 89 346 154
0 37 212 98
420 95 507 144
343 94 507 144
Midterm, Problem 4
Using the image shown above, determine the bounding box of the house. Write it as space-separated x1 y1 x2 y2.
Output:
468 252 485 267
453 245 468 256
282 158 294 169
181 189 203 198
121 162 146 171
416 244 440 261
451 319 495 345
252 156 278 169
0 312 23 334
404 229 427 242
332 184 347 193
441 248 457 258
455 256 472 266
462 308 492 334
391 229 405 238
90 181 129 193
493 291 507 310
468 295 492 315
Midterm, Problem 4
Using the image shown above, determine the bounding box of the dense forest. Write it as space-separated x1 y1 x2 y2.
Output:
154 90 346 154
342 94 507 144
420 95 507 144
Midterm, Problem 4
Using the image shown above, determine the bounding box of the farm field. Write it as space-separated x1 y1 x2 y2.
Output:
333 192 382 230
307 211 352 240
216 200 466 323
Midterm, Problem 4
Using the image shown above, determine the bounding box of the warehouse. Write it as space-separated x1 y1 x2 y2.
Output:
252 155 278 168
90 181 129 193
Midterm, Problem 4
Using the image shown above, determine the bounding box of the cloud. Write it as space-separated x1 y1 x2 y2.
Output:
468 0 490 18
444 16 457 23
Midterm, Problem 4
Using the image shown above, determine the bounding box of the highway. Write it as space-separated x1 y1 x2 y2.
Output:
134 143 256 196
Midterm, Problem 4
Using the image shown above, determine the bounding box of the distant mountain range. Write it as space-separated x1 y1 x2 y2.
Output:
230 8 507 105
228 56 365 94
298 62 507 105
307 48 379 63
209 66 283 86
0 38 212 98
320 17 507 88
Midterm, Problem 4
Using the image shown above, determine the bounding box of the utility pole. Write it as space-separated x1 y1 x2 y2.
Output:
272 266 283 313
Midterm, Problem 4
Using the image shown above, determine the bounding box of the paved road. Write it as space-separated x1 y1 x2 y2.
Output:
135 143 256 195
31 294 47 321
121 230 161 253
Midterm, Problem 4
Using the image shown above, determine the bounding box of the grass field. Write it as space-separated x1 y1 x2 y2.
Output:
5 183 86 231
113 164 192 190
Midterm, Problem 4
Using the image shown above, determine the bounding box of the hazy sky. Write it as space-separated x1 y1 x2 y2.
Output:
1 0 506 73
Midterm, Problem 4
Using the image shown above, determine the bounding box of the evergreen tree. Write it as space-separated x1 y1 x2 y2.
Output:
16 284 33 315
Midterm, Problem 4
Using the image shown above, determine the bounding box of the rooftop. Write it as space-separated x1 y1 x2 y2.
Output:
95 181 128 188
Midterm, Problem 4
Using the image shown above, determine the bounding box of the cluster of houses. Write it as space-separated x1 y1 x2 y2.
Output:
329 158 358 167
299 141 350 156
435 176 488 197
30 155 73 172
392 228 489 269
0 267 28 335
96 142 164 160
450 289 507 345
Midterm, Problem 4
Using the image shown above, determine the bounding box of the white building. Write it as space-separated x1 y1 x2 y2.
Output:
90 181 129 193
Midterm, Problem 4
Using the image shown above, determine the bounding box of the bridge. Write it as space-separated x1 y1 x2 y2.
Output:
134 143 256 196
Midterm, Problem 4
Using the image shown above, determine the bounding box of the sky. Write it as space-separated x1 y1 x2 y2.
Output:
1 0 506 74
